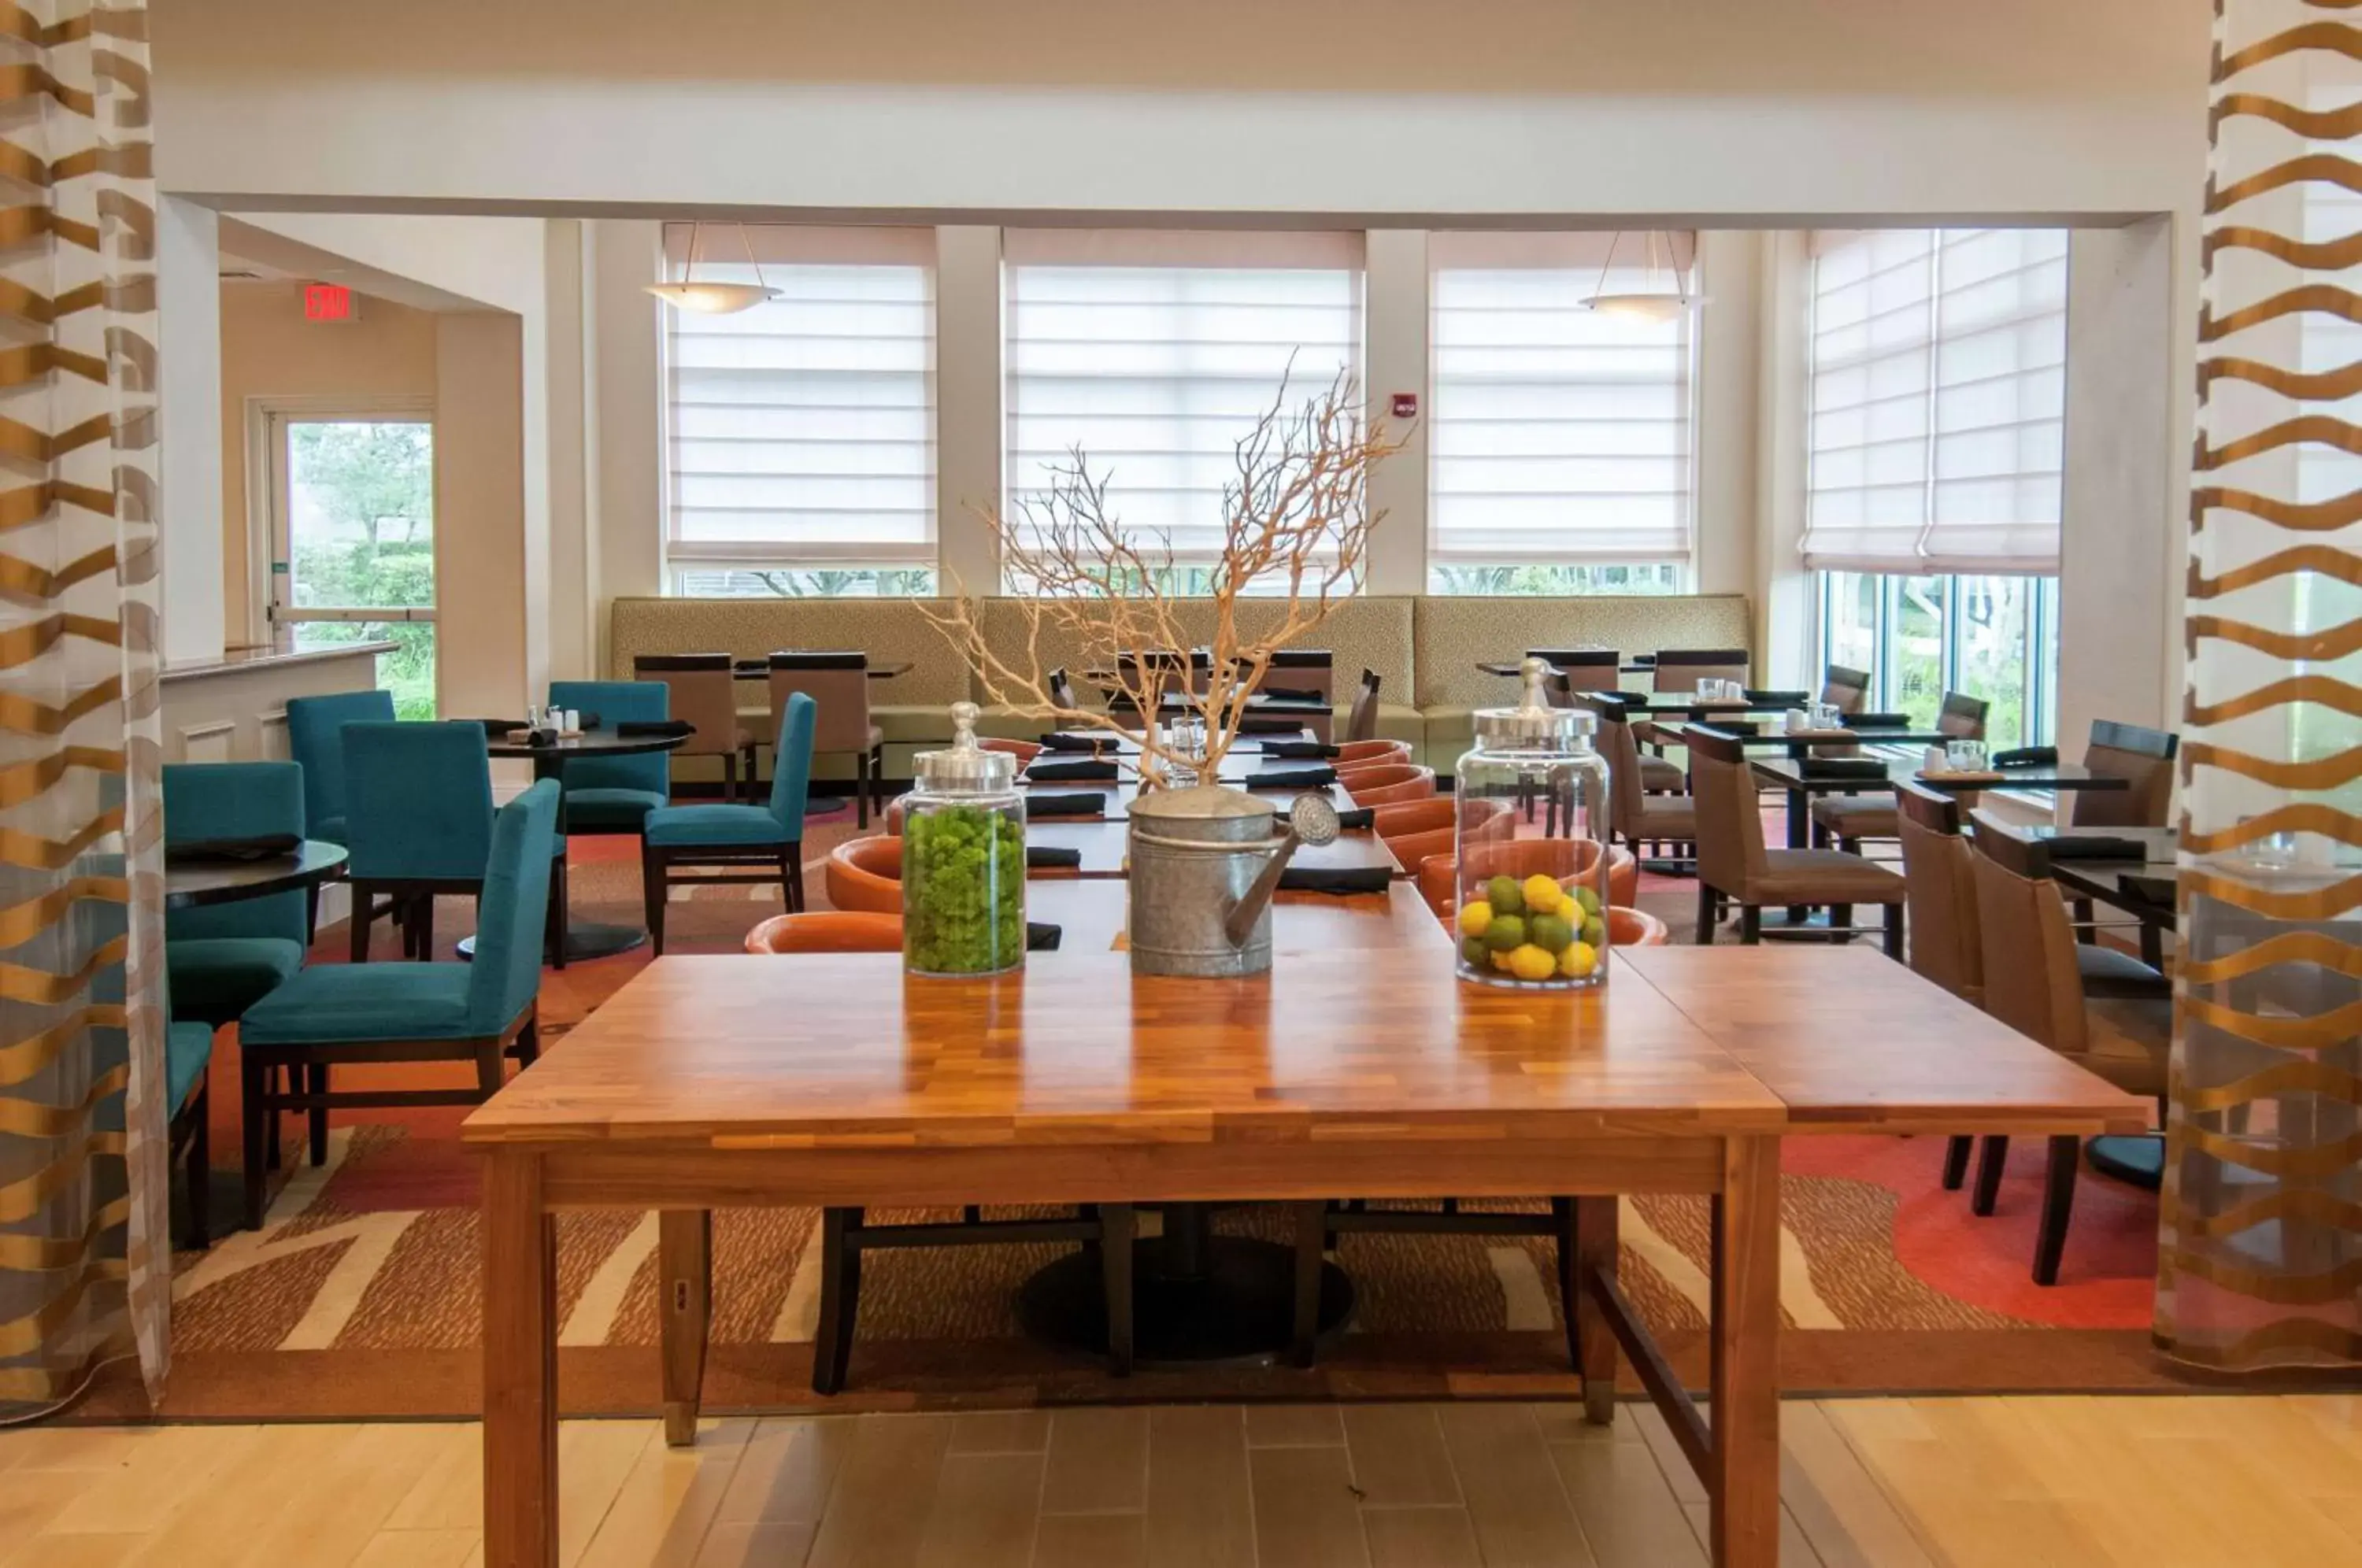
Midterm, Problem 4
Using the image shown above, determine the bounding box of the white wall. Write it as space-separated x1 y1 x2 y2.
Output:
157 197 224 664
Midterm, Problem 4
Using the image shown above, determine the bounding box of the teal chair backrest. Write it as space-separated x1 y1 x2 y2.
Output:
549 680 668 795
284 690 396 842
343 722 494 882
466 779 560 1034
768 692 816 834
163 762 309 946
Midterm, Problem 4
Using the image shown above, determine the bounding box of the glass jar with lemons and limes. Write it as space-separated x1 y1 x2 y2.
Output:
1450 658 1615 989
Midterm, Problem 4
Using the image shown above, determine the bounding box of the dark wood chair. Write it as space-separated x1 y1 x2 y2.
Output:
1345 667 1382 743
2071 719 2179 828
1813 690 1990 849
1820 663 1871 715
767 651 884 827
635 652 756 801
1690 727 1904 952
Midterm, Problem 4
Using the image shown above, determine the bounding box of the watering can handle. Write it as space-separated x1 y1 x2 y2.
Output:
1224 832 1303 950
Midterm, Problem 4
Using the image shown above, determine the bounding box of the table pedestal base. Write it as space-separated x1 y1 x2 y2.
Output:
2086 1133 2164 1190
1019 1230 1353 1368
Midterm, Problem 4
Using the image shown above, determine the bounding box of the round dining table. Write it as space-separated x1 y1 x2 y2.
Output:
479 727 692 962
165 839 349 910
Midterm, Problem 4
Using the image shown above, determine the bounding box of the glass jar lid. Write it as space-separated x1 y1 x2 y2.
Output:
913 701 1017 791
1474 657 1596 749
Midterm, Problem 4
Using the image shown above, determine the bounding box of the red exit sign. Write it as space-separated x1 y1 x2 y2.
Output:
303 283 356 322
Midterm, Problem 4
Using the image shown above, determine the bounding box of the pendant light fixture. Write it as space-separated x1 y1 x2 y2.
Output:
1579 230 1701 321
646 220 781 315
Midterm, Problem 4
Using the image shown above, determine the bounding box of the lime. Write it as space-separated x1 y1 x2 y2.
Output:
1485 874 1523 916
1461 934 1488 968
1483 914 1527 953
1529 913 1574 954
1457 899 1494 938
1509 944 1559 982
1572 885 1603 916
1583 916 1606 949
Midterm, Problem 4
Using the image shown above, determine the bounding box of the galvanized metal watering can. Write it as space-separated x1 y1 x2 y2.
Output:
1124 785 1340 977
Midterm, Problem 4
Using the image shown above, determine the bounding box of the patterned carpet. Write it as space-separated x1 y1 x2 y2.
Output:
105 807 2176 1420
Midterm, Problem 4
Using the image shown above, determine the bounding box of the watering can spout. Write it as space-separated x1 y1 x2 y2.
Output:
1221 793 1342 949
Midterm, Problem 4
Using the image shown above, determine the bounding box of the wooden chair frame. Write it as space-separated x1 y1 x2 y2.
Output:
641 841 805 957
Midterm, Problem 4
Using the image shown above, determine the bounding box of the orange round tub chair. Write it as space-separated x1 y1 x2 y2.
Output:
824 834 903 914
1343 764 1437 808
1416 834 1639 919
1334 739 1412 769
746 911 905 953
1374 797 1513 882
1605 906 1671 946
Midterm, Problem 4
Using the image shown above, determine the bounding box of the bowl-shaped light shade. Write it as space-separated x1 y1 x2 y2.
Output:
646 281 781 315
1579 292 1698 323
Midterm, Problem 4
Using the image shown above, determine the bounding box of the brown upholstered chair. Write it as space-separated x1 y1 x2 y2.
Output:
1651 647 1749 695
1345 667 1382 744
1264 648 1335 741
2070 719 2179 828
1967 817 2169 1285
1689 727 1904 951
1812 689 1994 849
768 651 885 827
1820 664 1871 715
634 653 757 801
1601 704 1697 866
1047 667 1080 711
1530 648 1620 690
1895 782 1989 1191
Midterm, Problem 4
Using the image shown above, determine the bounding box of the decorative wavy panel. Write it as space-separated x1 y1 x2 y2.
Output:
0 0 165 1418
2164 0 2362 1374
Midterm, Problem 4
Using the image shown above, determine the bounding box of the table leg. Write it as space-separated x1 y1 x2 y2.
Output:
1710 1136 1781 1568
660 1209 712 1448
482 1151 557 1568
1786 787 1809 849
1573 1196 1619 1425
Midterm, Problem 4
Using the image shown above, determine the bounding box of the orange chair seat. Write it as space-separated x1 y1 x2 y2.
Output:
1415 835 1638 917
1335 739 1412 768
824 834 903 914
747 912 905 953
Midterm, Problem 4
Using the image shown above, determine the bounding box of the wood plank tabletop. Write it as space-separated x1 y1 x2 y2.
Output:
1620 946 2152 1136
461 949 1792 1146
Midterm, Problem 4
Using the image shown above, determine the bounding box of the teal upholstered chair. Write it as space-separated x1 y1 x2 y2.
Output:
284 689 396 847
166 1011 216 1248
163 762 309 1028
640 693 815 955
548 679 671 836
234 779 559 1230
342 721 495 962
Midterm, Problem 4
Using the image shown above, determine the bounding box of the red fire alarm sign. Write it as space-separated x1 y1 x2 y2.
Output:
303 283 356 323
1390 392 1418 420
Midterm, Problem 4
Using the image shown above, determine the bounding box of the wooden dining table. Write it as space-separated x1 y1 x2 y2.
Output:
463 943 2146 1568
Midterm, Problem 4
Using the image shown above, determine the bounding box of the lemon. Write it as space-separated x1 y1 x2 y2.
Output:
1529 912 1574 954
1520 874 1562 915
1457 898 1494 937
1572 885 1603 916
1483 914 1527 953
1489 948 1515 973
1559 940 1598 978
1485 874 1523 916
1509 944 1559 982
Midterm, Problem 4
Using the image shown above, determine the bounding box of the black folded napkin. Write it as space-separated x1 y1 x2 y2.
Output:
474 718 529 735
1260 685 1324 703
1746 690 1810 707
1259 739 1340 760
1994 745 2058 768
1026 845 1083 870
1844 712 1912 730
1023 792 1107 819
1278 864 1392 895
1798 757 1890 781
2043 835 2149 862
1026 758 1119 782
1037 733 1109 754
1243 765 1338 790
1334 807 1375 832
166 833 302 865
1026 922 1063 952
616 719 694 738
1239 716 1310 734
524 727 560 748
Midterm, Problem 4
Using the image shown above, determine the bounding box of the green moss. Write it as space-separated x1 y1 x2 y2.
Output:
903 804 1024 975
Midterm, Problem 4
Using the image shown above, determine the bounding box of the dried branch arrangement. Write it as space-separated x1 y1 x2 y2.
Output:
920 370 1405 786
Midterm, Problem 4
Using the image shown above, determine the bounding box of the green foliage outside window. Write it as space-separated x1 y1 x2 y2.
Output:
285 421 438 720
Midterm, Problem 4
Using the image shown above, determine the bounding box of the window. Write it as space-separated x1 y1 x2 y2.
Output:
1427 231 1694 593
1003 229 1361 577
254 402 438 719
1816 569 2059 749
1802 228 2068 575
663 224 936 594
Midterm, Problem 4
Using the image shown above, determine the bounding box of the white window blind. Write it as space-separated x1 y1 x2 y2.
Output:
663 224 936 566
1427 231 1696 567
1004 230 1361 564
1804 228 2068 575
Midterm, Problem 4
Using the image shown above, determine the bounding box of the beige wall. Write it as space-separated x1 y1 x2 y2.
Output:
435 313 530 719
216 281 439 640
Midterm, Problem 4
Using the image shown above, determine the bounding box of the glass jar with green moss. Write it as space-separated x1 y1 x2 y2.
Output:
902 701 1027 977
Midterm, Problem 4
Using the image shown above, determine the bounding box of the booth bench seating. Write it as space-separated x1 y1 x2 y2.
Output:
609 592 1753 783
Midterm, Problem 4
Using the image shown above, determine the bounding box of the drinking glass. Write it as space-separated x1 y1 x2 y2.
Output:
1946 738 1987 772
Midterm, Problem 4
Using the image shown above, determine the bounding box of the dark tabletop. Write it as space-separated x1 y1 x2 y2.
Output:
1984 824 2178 921
1478 660 1657 678
485 729 691 760
165 839 349 910
1683 723 1952 750
732 660 911 679
1748 754 2132 797
1581 690 1811 716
